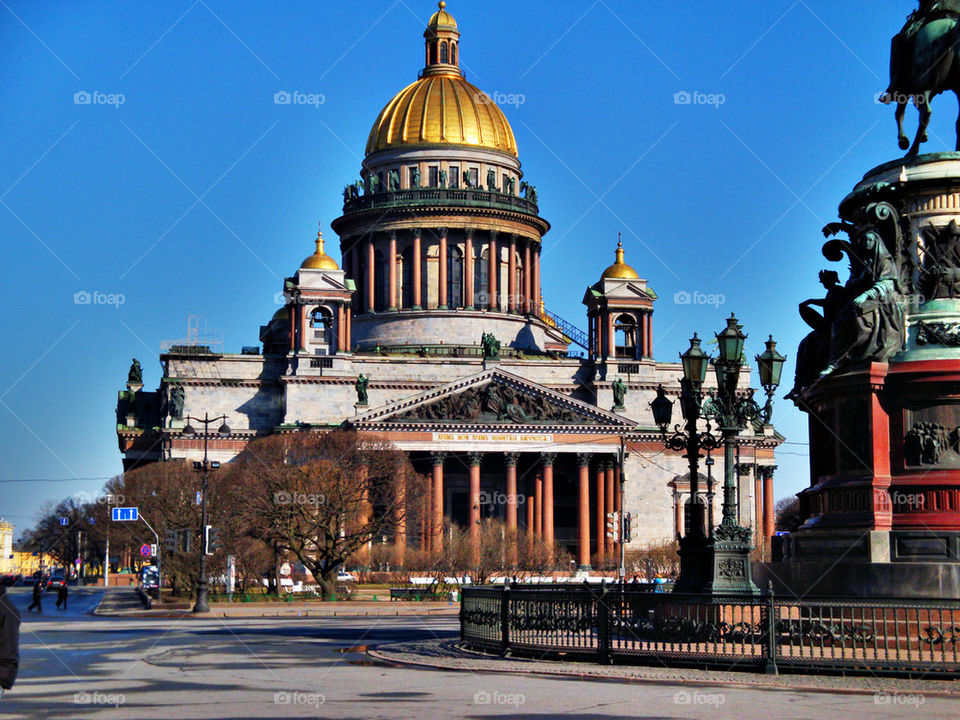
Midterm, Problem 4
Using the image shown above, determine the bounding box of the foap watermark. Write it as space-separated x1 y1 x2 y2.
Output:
74 290 125 308
74 90 125 108
72 490 125 506
273 691 325 708
73 691 126 707
478 490 526 506
274 90 325 108
274 491 325 506
476 90 525 108
673 290 725 308
674 690 726 707
473 690 525 708
875 90 928 107
674 90 725 108
874 691 925 707
879 489 926 508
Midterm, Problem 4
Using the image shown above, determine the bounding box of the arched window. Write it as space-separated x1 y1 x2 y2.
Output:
440 41 449 64
683 495 708 537
450 43 457 65
477 248 489 308
429 42 437 65
375 248 389 312
447 245 463 309
310 306 334 349
401 245 415 309
615 314 638 358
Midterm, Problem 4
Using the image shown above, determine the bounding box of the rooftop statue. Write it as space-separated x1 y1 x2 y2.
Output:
881 0 960 155
128 358 142 384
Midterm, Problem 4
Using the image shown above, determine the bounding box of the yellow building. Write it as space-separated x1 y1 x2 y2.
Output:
0 519 13 574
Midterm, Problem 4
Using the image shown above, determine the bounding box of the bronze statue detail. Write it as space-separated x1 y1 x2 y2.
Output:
128 358 142 384
881 0 960 155
481 332 500 359
355 374 369 405
612 377 627 409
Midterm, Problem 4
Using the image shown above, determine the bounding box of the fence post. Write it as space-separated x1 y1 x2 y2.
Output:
501 582 511 656
597 581 612 665
763 580 778 675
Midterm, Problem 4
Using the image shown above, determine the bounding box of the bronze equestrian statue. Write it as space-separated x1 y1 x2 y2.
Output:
881 1 960 155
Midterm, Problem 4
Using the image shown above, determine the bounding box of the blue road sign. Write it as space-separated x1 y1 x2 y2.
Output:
111 507 138 522
59 517 68 526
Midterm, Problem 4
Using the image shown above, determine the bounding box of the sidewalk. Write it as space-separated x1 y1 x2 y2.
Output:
94 594 460 618
369 639 960 698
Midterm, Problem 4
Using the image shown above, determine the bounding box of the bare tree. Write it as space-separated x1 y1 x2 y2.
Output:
224 429 427 599
775 496 801 532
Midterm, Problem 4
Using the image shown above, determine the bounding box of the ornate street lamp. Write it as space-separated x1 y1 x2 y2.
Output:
181 412 231 613
652 315 786 595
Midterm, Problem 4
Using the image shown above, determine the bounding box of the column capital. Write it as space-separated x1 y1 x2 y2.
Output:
437 226 448 237
411 227 422 238
432 452 447 466
389 229 397 240
464 227 475 239
576 452 593 468
504 451 519 467
756 464 777 479
540 452 556 468
467 451 484 466
735 463 754 476
489 229 498 241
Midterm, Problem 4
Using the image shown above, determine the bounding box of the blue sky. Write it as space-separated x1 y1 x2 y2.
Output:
0 1 936 533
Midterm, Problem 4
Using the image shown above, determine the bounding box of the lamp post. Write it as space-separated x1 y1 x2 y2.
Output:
651 315 785 595
181 412 230 613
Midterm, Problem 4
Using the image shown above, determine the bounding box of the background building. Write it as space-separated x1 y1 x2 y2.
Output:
117 3 781 567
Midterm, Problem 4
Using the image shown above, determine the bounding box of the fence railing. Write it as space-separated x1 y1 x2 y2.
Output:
460 584 960 676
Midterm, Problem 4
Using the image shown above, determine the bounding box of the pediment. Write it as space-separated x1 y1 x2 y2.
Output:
350 368 634 429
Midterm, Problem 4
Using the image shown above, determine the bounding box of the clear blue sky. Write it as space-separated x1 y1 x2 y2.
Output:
0 1 933 533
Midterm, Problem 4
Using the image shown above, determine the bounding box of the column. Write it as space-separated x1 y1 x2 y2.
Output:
468 452 482 547
432 453 446 553
288 304 295 352
526 478 535 547
412 229 422 309
350 244 360 313
394 467 406 566
438 227 448 309
534 472 543 538
388 231 398 311
673 491 683 539
595 461 606 564
605 460 615 558
613 462 622 558
505 452 518 566
366 239 375 312
337 305 345 353
646 310 653 358
345 307 351 352
577 453 592 569
508 235 517 313
300 303 308 351
607 312 616 357
541 453 555 552
421 487 428 552
357 466 371 564
639 313 648 358
523 239 532 314
762 465 777 551
488 231 498 311
754 468 764 538
465 229 475 309
532 244 541 314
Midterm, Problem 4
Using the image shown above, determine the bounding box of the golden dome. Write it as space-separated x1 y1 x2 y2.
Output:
427 1 457 29
601 238 640 280
366 74 518 157
300 230 339 271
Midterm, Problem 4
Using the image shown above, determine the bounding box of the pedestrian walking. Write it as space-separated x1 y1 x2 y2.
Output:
26 580 42 614
56 583 68 611
0 585 20 697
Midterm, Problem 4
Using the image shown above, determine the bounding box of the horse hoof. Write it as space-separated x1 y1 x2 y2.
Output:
921 133 929 143
899 136 910 150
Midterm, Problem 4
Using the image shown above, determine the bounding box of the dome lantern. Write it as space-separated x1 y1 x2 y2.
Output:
423 2 460 75
300 227 339 271
601 235 640 280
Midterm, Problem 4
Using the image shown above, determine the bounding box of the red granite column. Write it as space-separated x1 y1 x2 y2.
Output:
607 313 615 357
432 453 446 553
508 235 517 313
534 472 543 538
288 305 295 352
388 231 398 311
646 310 653 358
639 312 648 358
605 461 615 558
468 452 482 548
412 229 422 309
488 232 498 310
532 244 541 313
345 307 351 351
595 462 606 564
763 466 776 549
300 303 308 351
336 305 345 353
577 453 592 568
394 467 406 566
541 453 555 552
523 239 532 314
438 228 448 310
505 452 518 566
754 471 764 539
366 239 375 312
526 477 535 548
613 462 622 559
465 230 475 309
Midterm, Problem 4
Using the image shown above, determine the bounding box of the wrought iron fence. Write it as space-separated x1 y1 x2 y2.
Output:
460 583 960 676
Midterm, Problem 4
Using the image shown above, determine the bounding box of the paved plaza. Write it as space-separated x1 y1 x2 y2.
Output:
0 588 956 719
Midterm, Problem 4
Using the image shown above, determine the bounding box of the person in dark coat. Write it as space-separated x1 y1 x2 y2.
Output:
27 580 42 614
56 583 68 611
0 585 20 696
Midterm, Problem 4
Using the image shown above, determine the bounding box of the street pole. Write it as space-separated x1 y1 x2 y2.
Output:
196 413 211 614
618 437 626 582
104 501 110 588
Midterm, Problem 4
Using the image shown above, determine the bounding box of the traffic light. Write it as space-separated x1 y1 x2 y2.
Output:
605 511 619 541
623 512 632 544
204 525 221 555
163 530 177 553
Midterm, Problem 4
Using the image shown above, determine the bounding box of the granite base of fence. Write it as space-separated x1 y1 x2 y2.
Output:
460 583 960 676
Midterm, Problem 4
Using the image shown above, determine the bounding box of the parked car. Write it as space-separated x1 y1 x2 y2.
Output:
337 570 357 583
45 574 66 592
0 573 22 586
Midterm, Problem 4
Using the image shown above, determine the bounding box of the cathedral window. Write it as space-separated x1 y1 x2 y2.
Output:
440 41 448 64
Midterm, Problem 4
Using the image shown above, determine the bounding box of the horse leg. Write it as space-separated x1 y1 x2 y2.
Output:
896 99 909 150
908 96 932 156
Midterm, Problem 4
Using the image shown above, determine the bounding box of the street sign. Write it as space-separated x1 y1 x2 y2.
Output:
280 562 291 576
150 544 157 557
140 544 151 557
226 555 236 594
111 507 138 522
196 491 203 505
59 517 68 526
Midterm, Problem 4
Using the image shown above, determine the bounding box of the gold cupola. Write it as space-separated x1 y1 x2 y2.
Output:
300 229 339 271
364 2 518 158
601 237 640 280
